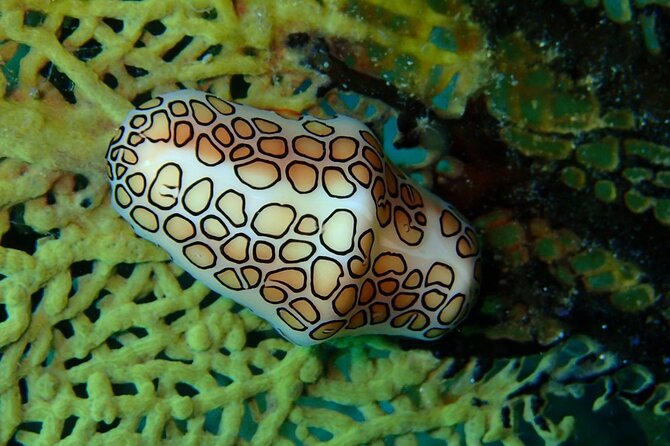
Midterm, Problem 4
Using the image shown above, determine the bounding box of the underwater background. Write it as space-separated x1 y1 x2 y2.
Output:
0 0 669 444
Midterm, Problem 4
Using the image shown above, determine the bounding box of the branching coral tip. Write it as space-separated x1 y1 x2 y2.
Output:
106 89 481 346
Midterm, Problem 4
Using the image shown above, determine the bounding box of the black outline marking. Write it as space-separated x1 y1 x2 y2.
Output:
115 163 127 179
390 310 413 328
168 100 188 116
359 129 382 151
438 293 465 325
142 110 171 143
358 279 376 305
347 255 369 278
474 257 482 282
265 267 308 292
252 240 276 264
391 293 419 311
260 285 288 304
252 117 281 134
231 117 256 139
196 133 225 166
127 132 145 146
108 146 121 161
371 177 386 203
148 162 182 210
286 160 318 194
465 228 479 255
163 214 196 242
322 166 356 198
174 120 194 148
292 135 325 161
384 165 399 198
220 233 251 264
421 289 447 311
125 172 147 196
182 177 214 216
274 109 304 121
372 252 407 277
400 184 424 210
308 319 346 341
423 327 448 339
309 256 344 300
278 239 317 263
229 143 254 162
215 267 244 290
346 309 368 330
137 97 163 110
105 144 114 162
377 278 399 295
212 123 234 147
391 310 429 331
129 114 147 129
376 201 392 228
415 211 427 226
130 205 159 233
189 99 216 125
424 262 454 289
348 228 373 278
234 158 281 190
393 205 424 247
320 209 357 255
332 284 358 317
294 214 319 235
109 126 124 145
348 161 372 187
440 209 461 237
121 148 138 165
362 146 383 172
369 302 389 325
456 235 477 259
257 136 288 158
200 215 229 241
250 203 296 239
402 269 423 289
215 189 247 227
182 241 217 269
329 135 359 162
276 307 307 331
357 228 374 255
289 298 320 324
206 94 236 115
106 162 113 180
302 120 334 137
114 184 132 209
241 265 262 289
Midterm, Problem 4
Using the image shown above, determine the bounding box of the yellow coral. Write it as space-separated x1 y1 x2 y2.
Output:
0 1 578 445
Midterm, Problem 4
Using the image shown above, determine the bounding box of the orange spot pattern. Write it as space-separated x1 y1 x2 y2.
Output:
106 90 480 345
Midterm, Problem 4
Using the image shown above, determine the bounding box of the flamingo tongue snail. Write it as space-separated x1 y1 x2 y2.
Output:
105 89 481 346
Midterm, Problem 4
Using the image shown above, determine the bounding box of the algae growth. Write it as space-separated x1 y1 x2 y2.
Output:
0 0 669 445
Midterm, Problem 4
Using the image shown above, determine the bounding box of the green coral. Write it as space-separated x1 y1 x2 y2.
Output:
488 33 670 227
562 0 670 53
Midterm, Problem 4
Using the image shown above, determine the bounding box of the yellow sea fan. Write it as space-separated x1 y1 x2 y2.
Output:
0 1 577 445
